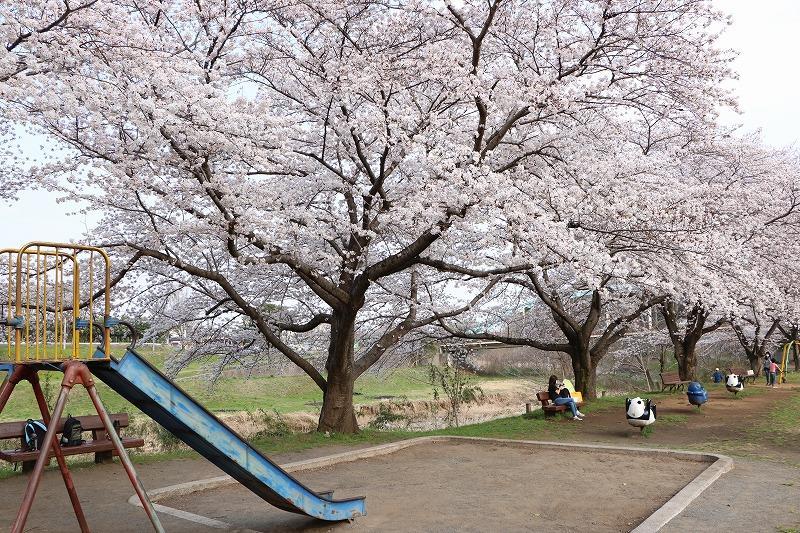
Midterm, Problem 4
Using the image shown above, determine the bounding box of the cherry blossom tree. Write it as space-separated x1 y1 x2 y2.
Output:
730 307 781 375
436 265 665 398
3 0 736 431
658 301 727 380
428 118 721 397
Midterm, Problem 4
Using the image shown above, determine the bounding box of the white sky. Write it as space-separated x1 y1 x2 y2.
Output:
3 0 799 248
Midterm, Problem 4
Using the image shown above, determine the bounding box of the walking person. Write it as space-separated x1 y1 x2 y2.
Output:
769 359 780 387
763 354 772 385
548 375 585 421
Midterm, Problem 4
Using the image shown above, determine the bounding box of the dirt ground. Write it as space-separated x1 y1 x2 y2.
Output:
573 384 800 464
0 444 374 532
162 439 710 533
0 382 797 532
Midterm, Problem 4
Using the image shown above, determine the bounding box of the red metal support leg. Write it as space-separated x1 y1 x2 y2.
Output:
67 361 165 533
9 362 164 533
11 379 73 533
0 365 27 413
85 384 165 532
29 372 90 532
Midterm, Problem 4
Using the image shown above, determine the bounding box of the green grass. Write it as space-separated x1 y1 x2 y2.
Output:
138 408 577 467
0 349 517 421
759 392 800 446
728 387 766 400
437 409 576 440
658 414 689 425
581 392 673 414
0 372 137 422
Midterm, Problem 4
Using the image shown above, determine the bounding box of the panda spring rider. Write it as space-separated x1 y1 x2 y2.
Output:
625 397 656 432
725 373 744 395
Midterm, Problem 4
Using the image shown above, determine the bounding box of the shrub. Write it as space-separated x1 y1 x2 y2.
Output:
428 347 484 428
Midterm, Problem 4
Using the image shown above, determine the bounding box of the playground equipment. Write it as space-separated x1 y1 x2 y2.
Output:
686 381 708 407
725 374 744 395
625 397 656 433
0 243 365 532
779 341 797 383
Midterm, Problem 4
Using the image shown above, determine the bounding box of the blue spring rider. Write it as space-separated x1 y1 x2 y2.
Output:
687 381 708 408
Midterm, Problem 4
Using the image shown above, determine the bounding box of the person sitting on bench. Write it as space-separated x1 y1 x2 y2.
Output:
548 375 585 420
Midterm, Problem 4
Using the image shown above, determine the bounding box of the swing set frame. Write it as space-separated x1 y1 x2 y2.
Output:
0 242 163 532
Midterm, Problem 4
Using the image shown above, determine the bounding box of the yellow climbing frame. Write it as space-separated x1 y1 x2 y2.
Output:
2 242 112 362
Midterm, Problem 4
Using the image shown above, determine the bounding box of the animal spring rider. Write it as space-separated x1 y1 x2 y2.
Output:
626 397 656 433
725 374 744 395
687 381 708 407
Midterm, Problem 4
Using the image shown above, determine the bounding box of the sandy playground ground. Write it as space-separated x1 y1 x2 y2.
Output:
162 439 709 532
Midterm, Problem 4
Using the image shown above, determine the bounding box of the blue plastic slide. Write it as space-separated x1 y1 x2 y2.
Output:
90 349 366 521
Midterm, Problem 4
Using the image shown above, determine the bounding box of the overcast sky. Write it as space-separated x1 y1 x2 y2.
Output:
3 0 799 248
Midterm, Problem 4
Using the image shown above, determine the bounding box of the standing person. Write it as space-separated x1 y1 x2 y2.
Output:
769 359 780 387
547 375 585 420
763 354 773 385
712 368 723 383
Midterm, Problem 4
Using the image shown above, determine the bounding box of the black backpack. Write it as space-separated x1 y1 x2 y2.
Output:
23 420 47 451
60 415 84 447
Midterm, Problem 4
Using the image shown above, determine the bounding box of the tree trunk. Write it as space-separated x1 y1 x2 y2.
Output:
318 371 359 433
318 312 359 433
793 342 799 372
747 352 759 374
643 357 654 392
570 345 597 399
674 340 699 381
644 369 654 392
573 361 597 400
661 302 713 382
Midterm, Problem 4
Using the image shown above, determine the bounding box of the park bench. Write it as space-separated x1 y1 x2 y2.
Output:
732 368 757 384
660 371 691 392
530 391 584 417
0 413 144 472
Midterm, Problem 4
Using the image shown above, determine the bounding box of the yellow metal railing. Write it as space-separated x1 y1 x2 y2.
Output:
2 242 112 362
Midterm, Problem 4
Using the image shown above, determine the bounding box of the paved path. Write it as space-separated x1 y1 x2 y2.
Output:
664 457 800 533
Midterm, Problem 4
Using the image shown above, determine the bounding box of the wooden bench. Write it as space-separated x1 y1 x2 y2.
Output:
660 371 691 392
732 369 757 384
0 414 144 472
532 391 584 417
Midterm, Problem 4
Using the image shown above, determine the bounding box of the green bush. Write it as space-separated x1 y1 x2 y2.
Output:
428 349 484 428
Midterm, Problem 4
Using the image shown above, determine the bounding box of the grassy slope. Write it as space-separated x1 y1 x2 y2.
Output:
0 347 513 421
758 391 800 448
128 391 708 462
124 407 580 469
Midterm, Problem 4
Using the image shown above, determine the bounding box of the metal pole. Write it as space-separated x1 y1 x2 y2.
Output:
0 366 22 414
11 383 72 533
30 375 89 532
0 365 32 414
84 379 165 532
